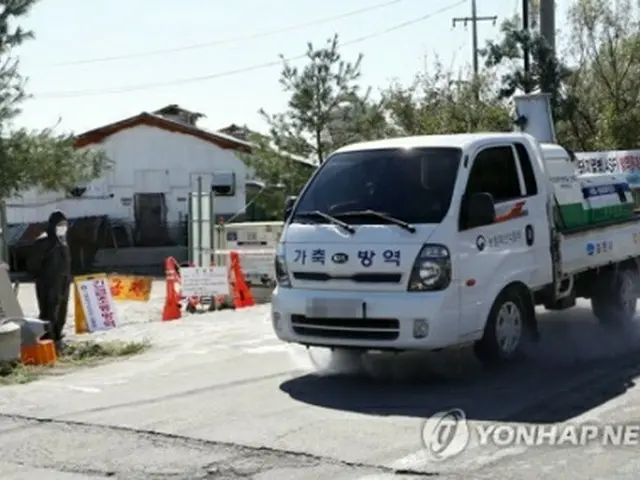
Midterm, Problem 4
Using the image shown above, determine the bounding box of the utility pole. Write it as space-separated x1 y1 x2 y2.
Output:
522 0 530 93
539 0 555 56
452 0 498 78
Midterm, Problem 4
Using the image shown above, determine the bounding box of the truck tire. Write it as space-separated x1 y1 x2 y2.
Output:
474 288 528 366
591 268 638 327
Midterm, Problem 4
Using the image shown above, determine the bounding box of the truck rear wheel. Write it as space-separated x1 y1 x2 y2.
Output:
474 288 527 366
591 268 638 326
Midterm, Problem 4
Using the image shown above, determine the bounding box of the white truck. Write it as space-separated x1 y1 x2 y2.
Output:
270 94 640 365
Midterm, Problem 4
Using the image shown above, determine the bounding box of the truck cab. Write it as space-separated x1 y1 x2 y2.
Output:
271 131 559 363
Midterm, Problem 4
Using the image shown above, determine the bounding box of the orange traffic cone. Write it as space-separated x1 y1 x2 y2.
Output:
229 251 255 309
162 257 182 321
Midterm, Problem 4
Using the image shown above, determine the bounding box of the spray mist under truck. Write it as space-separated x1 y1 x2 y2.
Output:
270 94 640 365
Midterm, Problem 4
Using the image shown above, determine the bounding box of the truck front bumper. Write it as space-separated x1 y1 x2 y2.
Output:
270 286 461 351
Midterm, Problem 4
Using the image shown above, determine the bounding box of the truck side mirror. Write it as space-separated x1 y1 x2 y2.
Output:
466 192 495 229
284 196 297 221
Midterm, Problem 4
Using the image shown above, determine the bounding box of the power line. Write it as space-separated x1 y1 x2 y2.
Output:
49 0 405 67
35 0 466 100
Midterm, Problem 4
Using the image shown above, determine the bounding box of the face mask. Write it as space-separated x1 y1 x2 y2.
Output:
56 225 67 237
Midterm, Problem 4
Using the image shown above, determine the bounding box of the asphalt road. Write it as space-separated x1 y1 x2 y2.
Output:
2 283 640 479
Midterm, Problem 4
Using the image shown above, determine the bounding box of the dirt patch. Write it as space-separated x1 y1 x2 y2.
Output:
0 339 151 386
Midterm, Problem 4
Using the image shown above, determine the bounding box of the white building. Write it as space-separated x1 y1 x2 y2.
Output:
6 105 254 244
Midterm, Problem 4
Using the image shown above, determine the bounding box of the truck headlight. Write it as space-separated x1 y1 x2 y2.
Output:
407 244 451 292
274 252 291 288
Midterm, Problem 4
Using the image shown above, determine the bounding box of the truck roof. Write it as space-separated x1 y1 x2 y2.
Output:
333 132 535 154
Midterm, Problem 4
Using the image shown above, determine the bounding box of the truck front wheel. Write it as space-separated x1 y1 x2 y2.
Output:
591 268 638 326
474 288 528 366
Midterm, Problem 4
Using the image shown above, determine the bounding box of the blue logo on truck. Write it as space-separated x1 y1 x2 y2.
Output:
586 242 595 256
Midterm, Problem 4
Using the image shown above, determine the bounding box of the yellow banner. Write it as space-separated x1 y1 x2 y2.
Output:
109 275 152 302
73 273 108 335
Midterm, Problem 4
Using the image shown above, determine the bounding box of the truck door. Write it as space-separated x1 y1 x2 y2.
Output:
456 143 547 339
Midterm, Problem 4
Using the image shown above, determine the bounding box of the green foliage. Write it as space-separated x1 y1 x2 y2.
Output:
259 34 381 163
241 134 314 220
1 128 110 199
479 1 640 152
0 0 35 125
481 15 573 123
0 0 112 200
245 34 388 219
561 0 640 151
382 61 512 135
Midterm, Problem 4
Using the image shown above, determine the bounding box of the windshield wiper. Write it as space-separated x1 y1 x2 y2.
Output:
334 210 416 233
294 210 356 234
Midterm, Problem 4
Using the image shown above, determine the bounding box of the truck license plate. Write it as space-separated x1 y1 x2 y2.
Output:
306 298 361 318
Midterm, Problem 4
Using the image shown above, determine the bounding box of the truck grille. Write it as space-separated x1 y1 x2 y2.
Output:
290 314 400 341
292 272 402 283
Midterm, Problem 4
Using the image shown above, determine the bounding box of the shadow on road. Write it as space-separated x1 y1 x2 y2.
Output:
279 306 640 424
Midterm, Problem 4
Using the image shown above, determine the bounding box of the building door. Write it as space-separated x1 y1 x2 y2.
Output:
134 193 168 246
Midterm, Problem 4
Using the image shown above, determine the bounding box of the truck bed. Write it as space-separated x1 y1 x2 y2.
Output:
560 215 640 274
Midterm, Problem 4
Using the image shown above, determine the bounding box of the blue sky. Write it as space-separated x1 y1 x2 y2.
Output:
15 0 571 136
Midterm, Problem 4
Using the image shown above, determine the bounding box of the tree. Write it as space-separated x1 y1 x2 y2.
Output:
0 0 110 201
245 35 390 219
382 60 512 135
242 132 315 220
561 0 640 151
481 15 573 124
322 95 390 149
260 34 379 164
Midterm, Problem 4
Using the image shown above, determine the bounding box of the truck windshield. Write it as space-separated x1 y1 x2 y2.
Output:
293 147 462 225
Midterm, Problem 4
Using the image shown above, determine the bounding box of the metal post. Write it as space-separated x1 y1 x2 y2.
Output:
0 201 6 264
523 0 530 93
471 0 478 77
209 190 215 265
197 176 203 267
539 0 555 55
187 194 193 265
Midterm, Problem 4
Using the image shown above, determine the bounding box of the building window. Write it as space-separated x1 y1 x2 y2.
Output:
212 171 236 196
